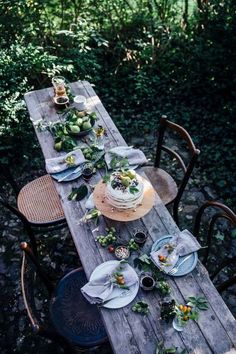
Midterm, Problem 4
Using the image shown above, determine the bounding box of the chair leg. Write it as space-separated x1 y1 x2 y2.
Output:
23 223 38 257
173 200 179 226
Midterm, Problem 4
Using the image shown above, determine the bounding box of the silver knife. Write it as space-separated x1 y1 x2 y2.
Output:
58 165 83 182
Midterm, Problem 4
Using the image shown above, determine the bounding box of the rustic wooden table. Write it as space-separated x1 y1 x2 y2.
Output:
25 81 236 354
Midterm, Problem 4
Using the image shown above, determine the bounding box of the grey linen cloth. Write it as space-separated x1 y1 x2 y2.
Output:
150 229 201 273
105 146 147 170
85 193 95 209
45 149 85 174
81 261 137 304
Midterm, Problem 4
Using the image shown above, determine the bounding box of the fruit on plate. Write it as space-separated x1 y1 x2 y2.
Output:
77 118 83 126
69 125 80 134
82 121 92 130
65 108 97 135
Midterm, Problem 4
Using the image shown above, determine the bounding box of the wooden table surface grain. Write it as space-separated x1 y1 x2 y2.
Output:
25 81 236 354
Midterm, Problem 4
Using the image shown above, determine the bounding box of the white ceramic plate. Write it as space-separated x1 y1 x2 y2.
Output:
151 235 198 276
90 260 139 309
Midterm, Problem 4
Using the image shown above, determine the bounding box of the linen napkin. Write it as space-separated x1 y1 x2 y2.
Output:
45 149 86 174
150 229 201 273
81 261 137 304
85 193 95 209
105 146 147 170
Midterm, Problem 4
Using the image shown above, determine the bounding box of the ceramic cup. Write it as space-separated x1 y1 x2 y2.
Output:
74 95 87 110
140 272 156 291
133 230 148 246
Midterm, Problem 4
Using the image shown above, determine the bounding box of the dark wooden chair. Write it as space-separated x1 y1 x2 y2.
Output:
0 161 66 255
143 115 200 225
20 242 108 352
194 201 236 293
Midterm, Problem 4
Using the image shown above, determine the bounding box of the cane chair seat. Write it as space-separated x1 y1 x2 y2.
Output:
144 166 178 205
50 268 107 348
17 174 65 224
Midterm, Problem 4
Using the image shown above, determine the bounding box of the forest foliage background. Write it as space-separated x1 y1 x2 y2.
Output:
0 0 235 206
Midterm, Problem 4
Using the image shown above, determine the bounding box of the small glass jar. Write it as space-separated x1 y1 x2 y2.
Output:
172 316 188 331
82 163 94 181
52 76 66 97
133 229 148 246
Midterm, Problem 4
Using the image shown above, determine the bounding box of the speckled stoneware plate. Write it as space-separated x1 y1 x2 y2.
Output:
51 165 83 182
151 235 198 276
90 260 139 309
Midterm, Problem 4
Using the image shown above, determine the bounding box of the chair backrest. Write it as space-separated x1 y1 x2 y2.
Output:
155 115 200 224
193 201 236 290
20 242 72 352
21 242 55 295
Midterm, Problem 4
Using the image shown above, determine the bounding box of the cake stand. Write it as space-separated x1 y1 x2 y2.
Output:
93 177 155 222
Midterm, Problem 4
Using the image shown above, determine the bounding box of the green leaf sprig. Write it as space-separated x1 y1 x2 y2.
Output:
127 238 139 251
110 153 129 170
129 186 139 194
79 208 101 225
156 341 187 354
187 296 209 311
68 185 88 201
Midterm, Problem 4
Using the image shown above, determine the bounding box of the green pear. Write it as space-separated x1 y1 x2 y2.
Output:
82 121 92 130
54 141 62 151
127 170 136 179
121 176 131 187
76 118 83 126
70 125 80 133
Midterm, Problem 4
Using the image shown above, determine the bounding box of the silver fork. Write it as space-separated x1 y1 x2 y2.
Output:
168 254 192 276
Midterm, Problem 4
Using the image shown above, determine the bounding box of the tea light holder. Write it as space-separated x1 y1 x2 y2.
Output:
133 229 148 246
140 272 156 291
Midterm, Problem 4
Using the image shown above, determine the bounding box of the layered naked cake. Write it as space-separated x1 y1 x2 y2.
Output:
106 170 144 209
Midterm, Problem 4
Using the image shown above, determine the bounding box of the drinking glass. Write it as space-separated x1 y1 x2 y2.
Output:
82 163 94 181
52 76 66 96
172 316 188 331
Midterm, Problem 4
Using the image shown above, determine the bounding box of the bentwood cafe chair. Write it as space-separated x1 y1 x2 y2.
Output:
20 242 108 353
193 200 236 293
144 115 200 225
0 161 66 255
